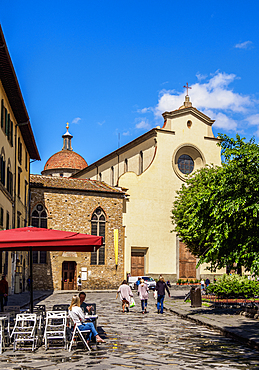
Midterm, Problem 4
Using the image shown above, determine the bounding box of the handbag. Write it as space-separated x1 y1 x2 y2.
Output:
153 290 157 299
130 297 135 308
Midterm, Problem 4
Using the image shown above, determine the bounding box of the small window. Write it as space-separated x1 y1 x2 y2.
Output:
32 251 47 264
111 166 114 186
139 151 143 174
124 158 128 172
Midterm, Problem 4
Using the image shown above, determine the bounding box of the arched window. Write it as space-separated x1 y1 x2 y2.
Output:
31 204 47 264
31 204 47 228
91 207 106 265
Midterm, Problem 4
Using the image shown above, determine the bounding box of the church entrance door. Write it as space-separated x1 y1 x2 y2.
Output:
131 251 144 276
62 261 76 290
179 241 196 279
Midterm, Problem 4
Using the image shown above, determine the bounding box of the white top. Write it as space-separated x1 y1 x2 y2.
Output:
69 306 85 325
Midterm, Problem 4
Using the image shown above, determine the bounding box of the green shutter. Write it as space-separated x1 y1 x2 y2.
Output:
5 108 8 136
10 121 13 146
0 208 3 227
1 100 3 129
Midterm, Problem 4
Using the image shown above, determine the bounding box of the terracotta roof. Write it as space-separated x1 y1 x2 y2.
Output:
43 150 88 171
0 25 40 160
30 174 125 195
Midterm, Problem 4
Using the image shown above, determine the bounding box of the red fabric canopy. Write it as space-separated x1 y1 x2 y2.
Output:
0 227 103 251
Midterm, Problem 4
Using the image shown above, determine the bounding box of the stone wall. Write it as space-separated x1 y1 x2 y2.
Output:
30 186 124 290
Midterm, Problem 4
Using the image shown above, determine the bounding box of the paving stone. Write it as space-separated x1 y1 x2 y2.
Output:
1 290 259 368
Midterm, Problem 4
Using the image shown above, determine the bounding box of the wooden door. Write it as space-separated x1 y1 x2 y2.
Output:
131 251 144 276
62 261 76 290
179 241 196 279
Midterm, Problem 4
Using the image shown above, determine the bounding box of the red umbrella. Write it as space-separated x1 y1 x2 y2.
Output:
0 227 103 312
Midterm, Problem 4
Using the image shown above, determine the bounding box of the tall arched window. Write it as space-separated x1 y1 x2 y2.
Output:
91 207 106 265
31 204 47 264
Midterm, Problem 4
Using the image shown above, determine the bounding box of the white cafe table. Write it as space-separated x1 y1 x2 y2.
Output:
85 314 98 330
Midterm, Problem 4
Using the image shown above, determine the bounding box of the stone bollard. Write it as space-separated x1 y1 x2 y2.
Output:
190 286 202 307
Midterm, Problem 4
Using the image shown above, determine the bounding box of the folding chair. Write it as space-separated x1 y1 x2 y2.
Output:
11 313 38 351
44 311 67 350
34 305 46 346
0 312 11 347
4 306 20 314
68 320 91 352
52 304 69 312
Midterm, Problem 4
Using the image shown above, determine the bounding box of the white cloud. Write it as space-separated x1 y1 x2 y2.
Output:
123 131 130 136
246 114 259 136
153 72 252 119
136 71 258 136
203 110 237 131
97 120 105 126
72 117 81 124
196 73 207 81
235 41 253 49
135 118 151 130
137 107 152 114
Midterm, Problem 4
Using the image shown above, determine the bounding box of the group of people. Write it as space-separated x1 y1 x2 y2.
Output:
68 291 105 343
200 278 210 291
116 276 170 314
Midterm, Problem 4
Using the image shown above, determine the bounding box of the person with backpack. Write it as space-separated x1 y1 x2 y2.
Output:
138 278 149 314
155 276 170 314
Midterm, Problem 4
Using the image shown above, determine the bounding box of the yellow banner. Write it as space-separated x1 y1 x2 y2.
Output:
114 229 118 266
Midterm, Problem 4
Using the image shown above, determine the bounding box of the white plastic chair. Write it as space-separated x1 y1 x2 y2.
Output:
11 313 37 351
0 312 11 348
44 311 67 350
68 321 91 352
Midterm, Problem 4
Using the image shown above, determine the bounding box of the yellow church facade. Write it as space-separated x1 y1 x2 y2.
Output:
74 96 224 281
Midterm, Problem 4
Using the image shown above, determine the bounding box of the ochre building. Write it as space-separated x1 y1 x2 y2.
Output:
0 25 40 294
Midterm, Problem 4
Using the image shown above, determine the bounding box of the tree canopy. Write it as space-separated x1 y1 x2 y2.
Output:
171 134 259 274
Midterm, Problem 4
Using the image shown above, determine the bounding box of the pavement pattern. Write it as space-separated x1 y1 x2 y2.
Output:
1 290 259 369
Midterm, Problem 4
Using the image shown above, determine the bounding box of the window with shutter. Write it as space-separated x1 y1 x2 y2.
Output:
1 100 4 129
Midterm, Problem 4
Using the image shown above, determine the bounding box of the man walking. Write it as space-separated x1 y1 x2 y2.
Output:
155 276 170 314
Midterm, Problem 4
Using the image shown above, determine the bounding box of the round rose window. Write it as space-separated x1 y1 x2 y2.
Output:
177 154 194 174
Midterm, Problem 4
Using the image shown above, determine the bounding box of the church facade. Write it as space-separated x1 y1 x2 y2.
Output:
73 96 224 281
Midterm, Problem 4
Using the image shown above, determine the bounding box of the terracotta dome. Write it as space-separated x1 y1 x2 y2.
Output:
44 150 88 171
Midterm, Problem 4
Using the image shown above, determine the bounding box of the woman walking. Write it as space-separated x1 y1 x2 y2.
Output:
138 278 149 314
68 295 105 343
155 276 170 314
116 280 133 312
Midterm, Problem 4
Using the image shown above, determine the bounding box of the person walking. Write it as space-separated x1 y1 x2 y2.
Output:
77 275 82 291
116 280 133 313
155 276 170 314
0 275 8 312
200 278 205 291
138 278 149 314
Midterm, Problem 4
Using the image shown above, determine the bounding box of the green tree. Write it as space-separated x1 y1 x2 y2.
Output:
172 134 259 274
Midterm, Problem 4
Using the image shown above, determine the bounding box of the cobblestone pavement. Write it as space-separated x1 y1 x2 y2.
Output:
1 291 259 369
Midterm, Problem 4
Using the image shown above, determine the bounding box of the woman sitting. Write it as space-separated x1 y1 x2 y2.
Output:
68 295 105 343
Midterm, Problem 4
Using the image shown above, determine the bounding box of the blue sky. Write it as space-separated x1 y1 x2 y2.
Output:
1 1 259 174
